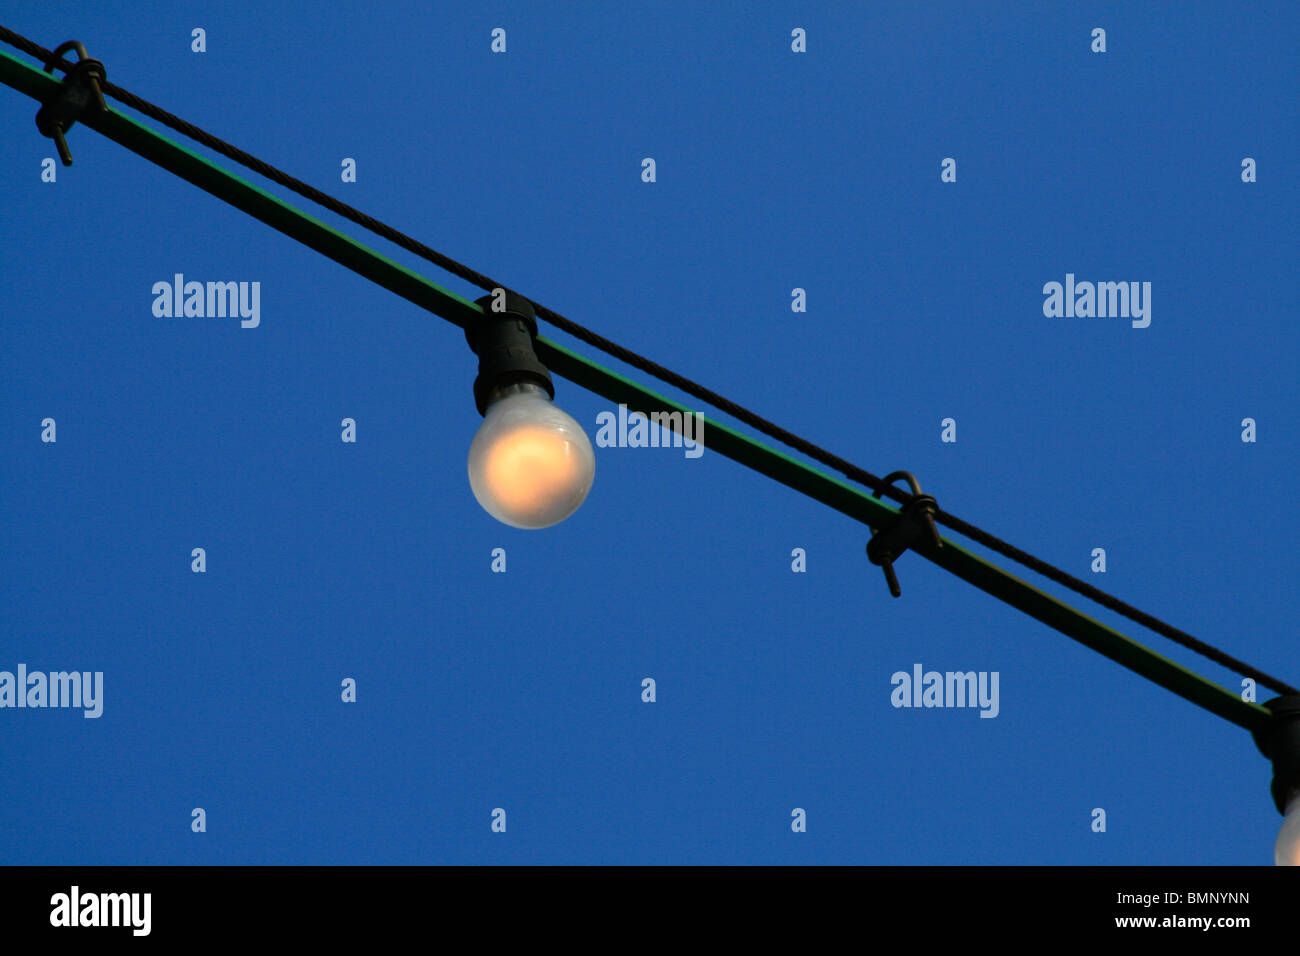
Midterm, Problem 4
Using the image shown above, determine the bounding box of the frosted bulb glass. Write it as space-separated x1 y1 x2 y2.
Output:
1276 791 1300 866
467 383 595 529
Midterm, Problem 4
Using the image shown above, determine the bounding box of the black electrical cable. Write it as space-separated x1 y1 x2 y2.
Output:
4 25 1294 697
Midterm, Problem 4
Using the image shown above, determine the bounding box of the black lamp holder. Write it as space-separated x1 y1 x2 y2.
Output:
465 290 554 416
1253 695 1300 814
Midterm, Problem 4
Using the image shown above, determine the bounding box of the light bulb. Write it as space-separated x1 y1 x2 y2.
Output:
467 382 595 529
1276 789 1300 866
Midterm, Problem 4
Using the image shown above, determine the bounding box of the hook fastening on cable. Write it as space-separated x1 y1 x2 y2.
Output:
34 40 106 165
866 471 942 598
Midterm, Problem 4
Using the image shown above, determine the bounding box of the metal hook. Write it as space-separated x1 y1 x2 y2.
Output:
35 40 108 166
865 471 942 597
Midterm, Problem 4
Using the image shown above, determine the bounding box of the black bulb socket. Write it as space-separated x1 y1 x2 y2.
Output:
1252 695 1300 814
465 290 554 416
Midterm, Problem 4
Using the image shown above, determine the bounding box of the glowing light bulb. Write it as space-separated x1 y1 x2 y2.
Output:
468 383 595 529
1276 790 1300 866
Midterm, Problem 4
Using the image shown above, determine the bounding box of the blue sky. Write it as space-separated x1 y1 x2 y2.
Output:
1 0 1296 864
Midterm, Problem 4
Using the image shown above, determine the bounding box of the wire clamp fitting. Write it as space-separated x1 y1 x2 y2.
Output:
35 41 107 166
866 471 943 598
